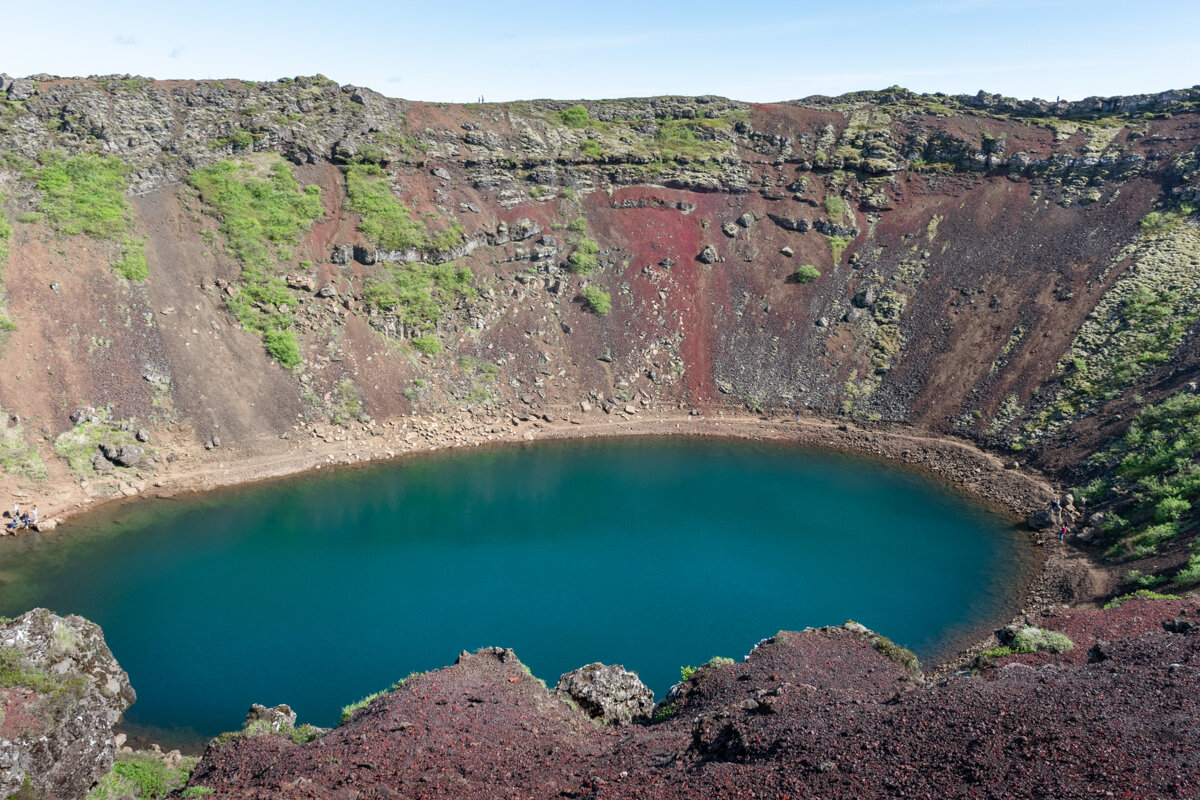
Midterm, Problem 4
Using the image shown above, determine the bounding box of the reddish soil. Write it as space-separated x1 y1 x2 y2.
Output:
186 597 1200 800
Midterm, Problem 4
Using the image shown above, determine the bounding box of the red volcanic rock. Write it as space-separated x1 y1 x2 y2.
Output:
186 605 1200 799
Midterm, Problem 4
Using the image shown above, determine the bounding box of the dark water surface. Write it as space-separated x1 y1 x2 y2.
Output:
0 437 1036 748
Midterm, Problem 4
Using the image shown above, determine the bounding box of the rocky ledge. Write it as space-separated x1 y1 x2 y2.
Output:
0 609 134 799
184 595 1200 800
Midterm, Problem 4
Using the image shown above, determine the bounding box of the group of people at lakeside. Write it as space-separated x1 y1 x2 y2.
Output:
4 502 37 533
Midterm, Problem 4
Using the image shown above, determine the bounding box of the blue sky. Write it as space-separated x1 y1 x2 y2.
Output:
4 0 1197 102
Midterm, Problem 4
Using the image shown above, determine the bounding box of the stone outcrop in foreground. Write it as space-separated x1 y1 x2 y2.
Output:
0 609 135 799
186 596 1200 799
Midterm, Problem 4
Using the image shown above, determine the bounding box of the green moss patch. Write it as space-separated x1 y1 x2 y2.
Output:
1012 627 1073 653
1078 390 1200 560
86 753 198 800
794 264 820 284
581 286 611 315
1021 222 1200 446
344 164 463 255
827 235 853 263
53 411 138 474
32 153 150 280
35 152 131 239
1103 589 1180 609
113 237 148 280
361 261 475 336
568 237 600 274
0 410 48 481
188 157 322 367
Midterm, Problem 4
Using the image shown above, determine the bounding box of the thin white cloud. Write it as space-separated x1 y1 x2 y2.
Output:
114 34 138 46
168 46 185 59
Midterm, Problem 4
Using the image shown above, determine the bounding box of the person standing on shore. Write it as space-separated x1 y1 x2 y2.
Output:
1060 523 1068 542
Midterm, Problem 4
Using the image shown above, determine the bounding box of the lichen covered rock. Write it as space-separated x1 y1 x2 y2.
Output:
0 609 135 799
555 662 654 725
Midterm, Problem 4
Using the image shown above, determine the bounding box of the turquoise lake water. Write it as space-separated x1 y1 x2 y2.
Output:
0 437 1036 749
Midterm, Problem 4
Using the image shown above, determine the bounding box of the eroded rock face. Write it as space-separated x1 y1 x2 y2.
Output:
554 663 654 725
0 609 135 799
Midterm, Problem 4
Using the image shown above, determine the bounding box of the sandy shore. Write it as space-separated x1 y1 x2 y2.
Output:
23 405 1055 525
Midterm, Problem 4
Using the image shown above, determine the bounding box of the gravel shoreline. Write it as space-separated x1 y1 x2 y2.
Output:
6 406 1086 675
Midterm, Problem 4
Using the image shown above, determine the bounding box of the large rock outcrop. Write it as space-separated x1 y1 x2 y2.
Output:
554 662 654 725
0 609 135 799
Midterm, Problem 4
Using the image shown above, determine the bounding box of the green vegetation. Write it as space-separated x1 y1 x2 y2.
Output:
679 656 734 683
86 753 198 800
0 647 74 696
340 676 412 724
341 691 386 724
823 195 846 222
113 237 148 280
794 264 820 284
827 235 853 263
978 644 1034 660
977 628 1072 664
31 153 151 281
870 633 921 674
1020 222 1200 446
216 128 255 152
50 620 82 658
53 410 139 474
567 217 587 234
411 333 442 355
1140 203 1196 235
0 641 91 730
371 129 429 158
362 261 475 335
1077 390 1200 560
188 157 323 367
581 286 611 315
36 152 131 238
212 717 322 748
0 193 11 332
0 190 11 264
0 409 48 480
330 379 366 425
1103 589 1180 609
652 702 677 722
457 355 500 403
651 118 730 163
1012 627 1073 653
1174 543 1200 585
264 329 301 368
580 139 603 160
344 164 464 254
568 237 600 274
1124 569 1167 589
558 105 591 128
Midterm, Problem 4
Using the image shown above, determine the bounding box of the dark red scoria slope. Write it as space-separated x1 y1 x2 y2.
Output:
185 602 1200 800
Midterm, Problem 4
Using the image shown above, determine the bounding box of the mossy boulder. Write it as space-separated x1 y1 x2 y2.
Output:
0 609 135 799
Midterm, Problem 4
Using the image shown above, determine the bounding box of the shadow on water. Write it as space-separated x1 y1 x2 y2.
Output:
0 437 1039 753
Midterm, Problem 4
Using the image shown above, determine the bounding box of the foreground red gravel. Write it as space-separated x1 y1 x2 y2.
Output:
185 596 1200 799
